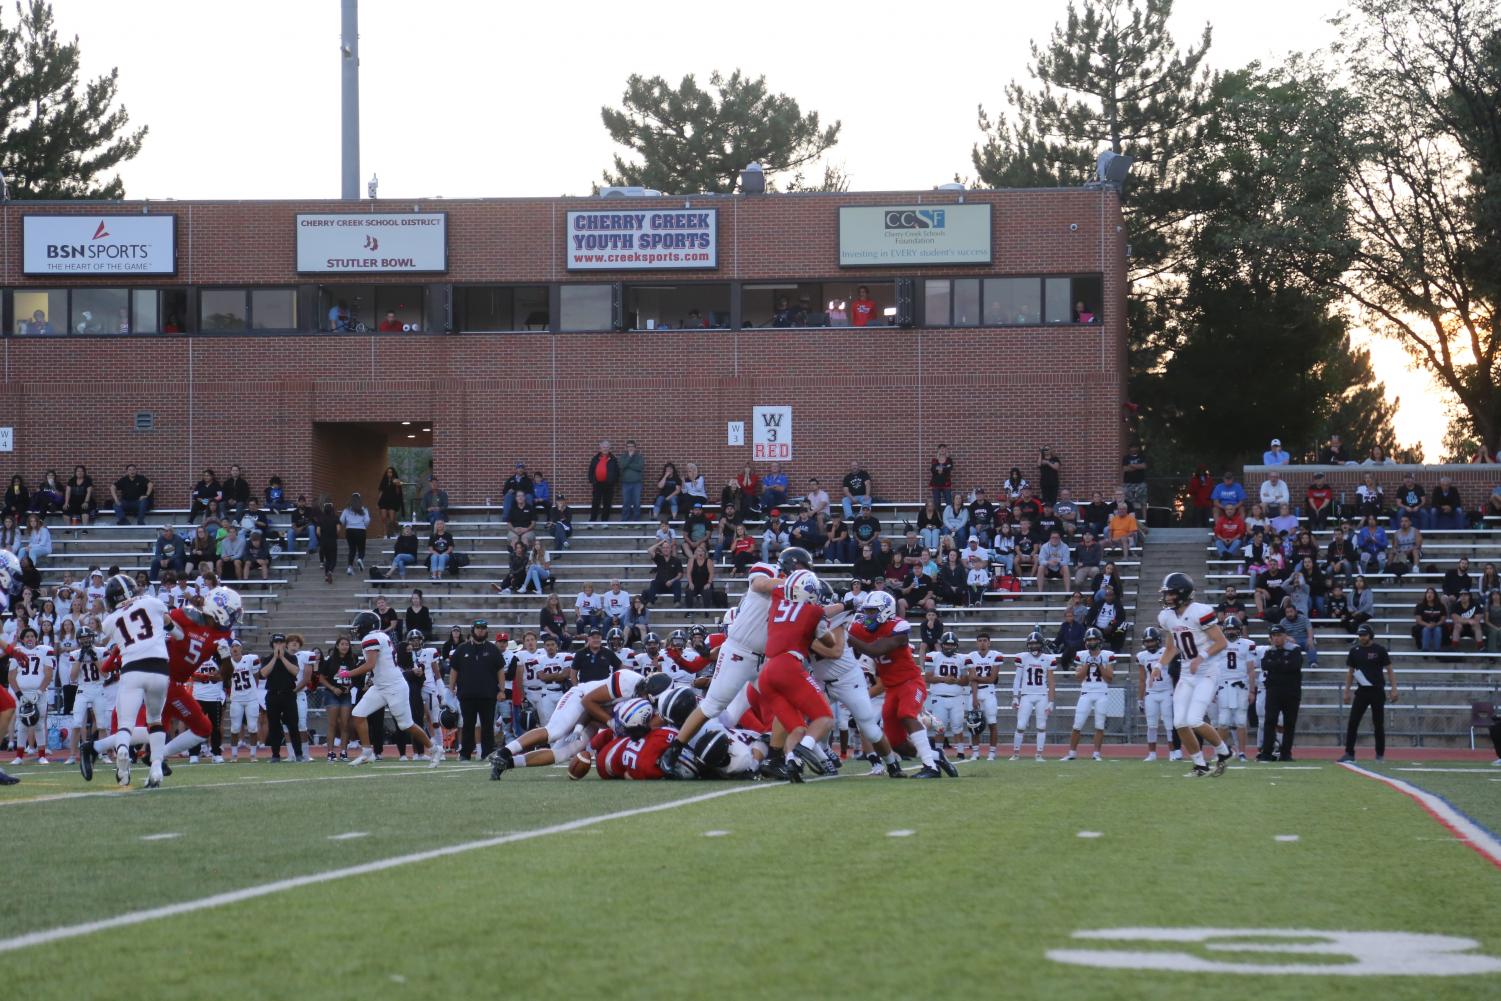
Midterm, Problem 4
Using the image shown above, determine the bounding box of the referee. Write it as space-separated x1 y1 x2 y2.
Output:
1256 624 1302 762
1340 623 1398 763
260 633 305 763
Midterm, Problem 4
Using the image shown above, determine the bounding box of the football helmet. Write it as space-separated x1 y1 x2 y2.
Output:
204 586 242 629
103 573 137 612
439 706 459 730
350 611 382 641
17 696 39 728
516 700 540 732
1084 627 1104 648
406 629 426 645
1141 626 1162 652
939 631 959 655
667 629 687 650
964 709 984 735
693 730 733 772
1025 631 1044 654
688 625 707 643
658 686 698 729
859 590 898 630
78 627 95 647
605 627 625 649
1223 616 1243 640
644 632 661 652
783 568 822 604
613 697 654 739
815 580 836 606
1159 571 1196 609
778 546 814 574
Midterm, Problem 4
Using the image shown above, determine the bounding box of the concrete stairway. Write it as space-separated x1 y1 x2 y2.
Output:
245 553 365 644
1136 527 1213 611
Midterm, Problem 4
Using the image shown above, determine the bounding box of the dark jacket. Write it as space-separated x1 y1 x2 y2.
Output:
450 639 505 698
588 452 621 487
1261 645 1304 687
224 476 251 504
405 604 433 640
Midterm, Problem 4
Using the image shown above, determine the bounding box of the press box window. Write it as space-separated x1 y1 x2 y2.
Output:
953 279 981 327
923 280 952 327
458 286 549 331
319 285 426 332
625 284 729 330
984 278 1041 325
560 284 613 332
13 289 68 335
200 290 247 331
251 289 297 330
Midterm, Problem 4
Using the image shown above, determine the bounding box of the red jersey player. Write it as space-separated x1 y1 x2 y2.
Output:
590 725 679 780
79 587 240 782
848 590 954 778
754 569 843 782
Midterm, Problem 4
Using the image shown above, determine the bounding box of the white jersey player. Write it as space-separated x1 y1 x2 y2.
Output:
100 575 177 788
1218 617 1259 759
1062 629 1114 761
810 606 903 778
9 628 54 763
493 668 669 776
628 633 666 676
349 614 438 766
528 638 573 723
1136 627 1176 761
70 631 115 758
1011 633 1055 760
1156 572 1233 777
924 632 970 756
227 646 261 760
290 636 320 744
966 631 1005 759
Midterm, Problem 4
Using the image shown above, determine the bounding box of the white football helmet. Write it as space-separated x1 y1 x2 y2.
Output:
204 586 243 629
612 697 654 738
782 568 822 604
859 590 898 628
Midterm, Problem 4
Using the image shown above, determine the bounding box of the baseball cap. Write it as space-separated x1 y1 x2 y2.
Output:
1268 624 1286 635
1356 623 1375 638
515 461 525 468
271 632 287 643
1271 438 1281 446
588 626 603 636
472 618 488 628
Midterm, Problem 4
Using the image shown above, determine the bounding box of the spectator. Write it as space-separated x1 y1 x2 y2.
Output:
538 594 571 648
506 494 537 548
933 549 966 606
1121 442 1148 512
339 492 370 575
421 476 450 526
729 523 756 573
1259 471 1290 510
761 510 789 564
521 540 553 595
64 464 96 528
288 495 317 554
388 523 419 579
427 519 455 580
999 467 1029 504
587 440 620 522
1429 476 1464 530
624 594 651 645
1487 591 1501 653
821 511 852 563
850 285 878 326
264 475 288 513
851 503 881 552
1278 600 1318 668
1107 503 1141 558
1242 503 1267 536
990 524 1018 576
1356 472 1385 518
1263 438 1290 465
615 441 645 525
1389 516 1422 579
222 464 250 521
940 495 970 548
500 463 533 523
242 530 271 580
1215 583 1248 624
841 462 873 519
550 496 573 550
685 545 716 608
1037 446 1062 505
1321 434 1350 464
967 488 997 546
1480 562 1500 602
1211 472 1246 520
1070 531 1102 589
315 501 339 583
760 462 789 511
643 541 684 606
33 469 63 517
1054 606 1086 669
1013 486 1043 525
1451 590 1483 649
190 468 222 521
1213 508 1246 559
1413 587 1446 651
1088 584 1129 652
1305 472 1334 530
1077 491 1107 538
1037 530 1071 594
652 462 683 520
1051 488 1079 540
734 464 760 514
677 500 711 557
1355 516 1387 574
1186 466 1213 528
1089 561 1124 603
805 478 830 525
217 523 245 580
929 445 954 509
1442 557 1473 612
787 504 824 556
496 542 527 593
680 462 708 509
150 525 184 581
1485 483 1501 520
530 470 552 522
1326 525 1355 582
1362 444 1395 465
1347 575 1376 634
0 514 18 552
597 579 632 631
2 476 27 521
850 542 882 587
1269 503 1299 539
405 589 433 640
1391 473 1426 530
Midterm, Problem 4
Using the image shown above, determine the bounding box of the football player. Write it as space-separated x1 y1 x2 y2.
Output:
628 632 665 675
1010 632 1055 761
809 596 904 778
68 629 113 766
660 550 801 772
924 631 971 759
1156 572 1234 777
535 635 574 721
491 667 670 777
226 642 260 761
1218 616 1259 761
1062 628 1114 761
850 590 954 778
288 635 320 751
662 630 708 688
346 612 441 767
966 631 1005 760
9 627 53 764
1136 626 1175 762
100 573 178 788
753 570 844 781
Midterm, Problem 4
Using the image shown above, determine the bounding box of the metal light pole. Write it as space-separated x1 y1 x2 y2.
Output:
340 0 359 200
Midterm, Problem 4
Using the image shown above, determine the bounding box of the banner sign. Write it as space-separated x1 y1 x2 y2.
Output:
752 406 792 461
566 209 717 270
838 204 992 266
296 213 448 273
23 215 177 275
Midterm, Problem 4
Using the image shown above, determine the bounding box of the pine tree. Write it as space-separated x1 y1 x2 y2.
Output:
600 70 839 194
0 0 146 199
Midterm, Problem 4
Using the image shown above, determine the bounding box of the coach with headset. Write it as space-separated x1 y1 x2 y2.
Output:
448 619 505 760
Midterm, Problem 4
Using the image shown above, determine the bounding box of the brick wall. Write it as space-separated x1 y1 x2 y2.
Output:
0 189 1129 508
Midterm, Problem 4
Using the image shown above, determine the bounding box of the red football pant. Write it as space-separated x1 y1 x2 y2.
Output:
0 686 14 712
881 678 928 749
756 654 832 731
112 683 212 738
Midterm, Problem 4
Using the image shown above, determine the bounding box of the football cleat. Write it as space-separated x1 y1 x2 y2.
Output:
759 759 792 781
79 743 97 781
1212 752 1231 777
1143 752 1158 762
146 768 163 790
792 741 830 776
115 749 131 787
885 759 907 778
1092 752 1102 761
1187 765 1211 778
489 747 513 779
867 761 885 777
785 757 805 783
428 742 445 769
1009 753 1020 761
657 742 683 774
1035 753 1045 762
911 765 942 779
0 768 16 786
935 748 958 778
1060 751 1077 761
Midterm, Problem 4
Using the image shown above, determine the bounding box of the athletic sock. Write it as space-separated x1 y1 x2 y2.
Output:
333 738 343 748
1192 751 1206 767
1214 742 1230 757
1035 732 1046 754
512 754 529 769
147 730 167 772
883 751 900 765
163 730 202 757
505 739 523 755
1013 732 1024 753
910 729 937 768
798 734 819 753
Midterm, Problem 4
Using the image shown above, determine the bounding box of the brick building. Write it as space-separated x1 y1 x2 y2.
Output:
0 187 1127 510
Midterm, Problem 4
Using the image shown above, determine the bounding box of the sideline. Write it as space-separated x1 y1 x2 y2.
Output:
1338 761 1501 871
0 780 778 954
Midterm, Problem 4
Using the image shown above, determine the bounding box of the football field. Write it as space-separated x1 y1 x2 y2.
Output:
3 756 1499 1001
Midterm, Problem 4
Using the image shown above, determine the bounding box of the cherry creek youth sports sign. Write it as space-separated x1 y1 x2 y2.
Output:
565 209 717 270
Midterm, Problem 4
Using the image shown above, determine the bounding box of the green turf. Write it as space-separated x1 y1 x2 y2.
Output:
4 758 1500 1001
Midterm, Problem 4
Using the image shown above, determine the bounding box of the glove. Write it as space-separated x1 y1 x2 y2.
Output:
1010 700 1020 711
216 639 232 659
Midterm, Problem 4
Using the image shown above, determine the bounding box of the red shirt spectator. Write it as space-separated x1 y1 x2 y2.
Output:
850 285 878 327
377 311 403 332
1188 467 1214 523
1214 511 1245 544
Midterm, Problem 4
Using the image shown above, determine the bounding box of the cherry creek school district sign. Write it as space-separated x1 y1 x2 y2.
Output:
566 209 717 270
